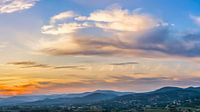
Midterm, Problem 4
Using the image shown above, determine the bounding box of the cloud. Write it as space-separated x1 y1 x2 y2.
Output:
39 6 200 58
77 7 158 32
0 42 7 48
39 35 124 56
22 76 200 93
0 81 41 96
50 11 77 24
0 78 63 96
41 6 159 35
136 28 200 57
54 65 85 70
106 75 200 91
37 29 165 57
39 22 200 58
110 62 139 65
41 11 88 35
7 61 84 69
0 0 38 14
191 15 200 26
7 61 51 68
8 61 37 65
1 74 200 96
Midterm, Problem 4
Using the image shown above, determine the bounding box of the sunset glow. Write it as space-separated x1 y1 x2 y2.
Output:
0 0 200 97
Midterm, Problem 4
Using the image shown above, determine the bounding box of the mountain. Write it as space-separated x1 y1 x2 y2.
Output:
89 86 200 110
24 92 121 106
1 87 200 112
149 86 183 93
47 92 91 99
0 90 131 106
151 86 200 93
94 90 133 96
0 92 93 106
0 95 49 106
1 87 200 108
185 87 200 92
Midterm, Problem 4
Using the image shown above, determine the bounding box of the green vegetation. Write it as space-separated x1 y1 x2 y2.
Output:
0 106 200 112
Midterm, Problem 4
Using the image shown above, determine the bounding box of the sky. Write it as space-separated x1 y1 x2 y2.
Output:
0 0 200 96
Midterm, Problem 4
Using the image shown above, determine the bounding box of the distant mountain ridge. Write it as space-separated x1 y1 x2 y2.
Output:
26 92 118 106
151 86 200 93
0 90 133 106
0 87 200 107
92 86 200 109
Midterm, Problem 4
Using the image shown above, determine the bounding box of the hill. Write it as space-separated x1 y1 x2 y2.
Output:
1 87 200 112
0 90 132 106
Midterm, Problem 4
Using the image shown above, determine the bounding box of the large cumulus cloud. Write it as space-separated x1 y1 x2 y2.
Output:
38 6 200 58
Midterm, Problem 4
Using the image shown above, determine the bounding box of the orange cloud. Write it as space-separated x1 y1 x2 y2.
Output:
0 82 38 96
1 74 199 96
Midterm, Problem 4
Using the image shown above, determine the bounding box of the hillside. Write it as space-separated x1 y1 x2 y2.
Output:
0 87 200 112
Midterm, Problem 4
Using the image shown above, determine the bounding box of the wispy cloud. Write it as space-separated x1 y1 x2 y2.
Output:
53 65 85 70
7 61 50 68
0 0 38 14
191 15 200 26
0 42 7 48
41 11 86 35
7 61 84 70
110 62 139 65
